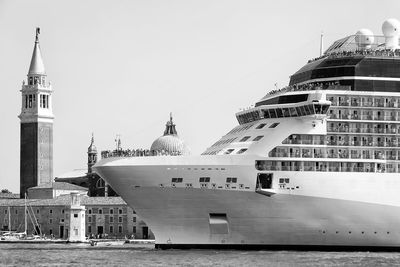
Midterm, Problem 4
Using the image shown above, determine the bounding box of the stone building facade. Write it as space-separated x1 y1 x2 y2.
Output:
0 194 154 239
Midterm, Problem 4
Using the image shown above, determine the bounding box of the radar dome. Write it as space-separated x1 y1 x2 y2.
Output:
382 18 400 36
355 29 374 48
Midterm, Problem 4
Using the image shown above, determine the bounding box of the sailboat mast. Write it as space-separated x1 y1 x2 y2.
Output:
24 193 27 234
8 206 11 231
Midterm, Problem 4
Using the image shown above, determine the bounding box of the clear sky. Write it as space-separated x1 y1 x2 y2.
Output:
0 0 399 193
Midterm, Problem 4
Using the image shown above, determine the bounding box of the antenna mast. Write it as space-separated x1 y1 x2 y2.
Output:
320 31 324 56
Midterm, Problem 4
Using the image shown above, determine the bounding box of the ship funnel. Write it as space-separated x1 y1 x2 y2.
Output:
355 29 374 49
382 18 400 49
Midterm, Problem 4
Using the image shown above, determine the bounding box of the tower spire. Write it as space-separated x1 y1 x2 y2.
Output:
28 27 46 75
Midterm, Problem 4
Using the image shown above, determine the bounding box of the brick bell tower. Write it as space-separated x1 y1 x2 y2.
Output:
19 28 54 198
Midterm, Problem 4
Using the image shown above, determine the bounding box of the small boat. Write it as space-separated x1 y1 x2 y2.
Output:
89 239 126 247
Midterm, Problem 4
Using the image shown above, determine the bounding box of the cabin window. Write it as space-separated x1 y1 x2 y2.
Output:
240 136 251 142
226 177 237 183
256 123 267 129
225 149 234 154
237 148 247 154
171 178 183 183
253 136 263 141
269 123 280 128
199 177 210 183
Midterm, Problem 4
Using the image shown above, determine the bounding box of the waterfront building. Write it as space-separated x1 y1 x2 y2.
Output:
19 28 54 198
0 193 153 239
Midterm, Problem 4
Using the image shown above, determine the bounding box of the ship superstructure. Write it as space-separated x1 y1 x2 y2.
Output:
94 19 400 250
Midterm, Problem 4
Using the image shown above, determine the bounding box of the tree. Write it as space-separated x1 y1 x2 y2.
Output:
1 189 11 194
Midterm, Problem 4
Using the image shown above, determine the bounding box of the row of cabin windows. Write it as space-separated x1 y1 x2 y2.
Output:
240 135 264 142
236 104 329 124
172 177 238 183
28 76 45 86
24 94 49 109
225 148 248 154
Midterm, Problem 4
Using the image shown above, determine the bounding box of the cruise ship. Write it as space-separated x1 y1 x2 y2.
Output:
94 19 400 250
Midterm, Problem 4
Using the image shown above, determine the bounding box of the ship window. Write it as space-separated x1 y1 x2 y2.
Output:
199 177 210 183
276 108 283 118
225 149 234 154
256 123 267 129
269 123 280 128
237 149 247 154
226 177 237 183
269 109 277 118
240 136 251 142
253 136 263 141
171 178 183 183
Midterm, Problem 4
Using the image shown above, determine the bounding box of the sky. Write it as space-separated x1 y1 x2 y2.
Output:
0 0 400 193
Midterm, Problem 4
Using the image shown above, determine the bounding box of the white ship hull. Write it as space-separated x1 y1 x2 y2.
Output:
94 156 400 250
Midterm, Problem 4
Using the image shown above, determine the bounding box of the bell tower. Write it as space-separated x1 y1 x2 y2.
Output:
19 28 54 198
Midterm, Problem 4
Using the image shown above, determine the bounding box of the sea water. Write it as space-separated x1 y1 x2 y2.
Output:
1 243 400 266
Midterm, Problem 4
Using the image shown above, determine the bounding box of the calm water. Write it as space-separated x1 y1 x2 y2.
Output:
1 243 400 266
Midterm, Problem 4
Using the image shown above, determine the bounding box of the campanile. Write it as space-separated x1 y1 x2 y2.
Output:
19 28 54 198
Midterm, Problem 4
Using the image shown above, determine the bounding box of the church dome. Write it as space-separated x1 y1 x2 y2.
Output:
150 114 190 155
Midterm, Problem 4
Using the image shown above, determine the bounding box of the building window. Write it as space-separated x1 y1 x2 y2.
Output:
133 226 136 233
110 226 114 233
98 209 103 214
88 209 92 214
62 209 64 214
49 218 53 224
4 209 7 215
88 226 91 233
118 209 122 214
36 209 39 214
88 216 92 223
49 229 53 235
15 210 18 215
49 209 53 214
28 95 33 108
74 214 78 218
118 226 123 233
118 217 122 223
110 209 114 214
110 217 114 223
133 217 136 223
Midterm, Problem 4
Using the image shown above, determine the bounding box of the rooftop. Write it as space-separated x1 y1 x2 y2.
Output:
0 195 127 207
28 182 88 191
